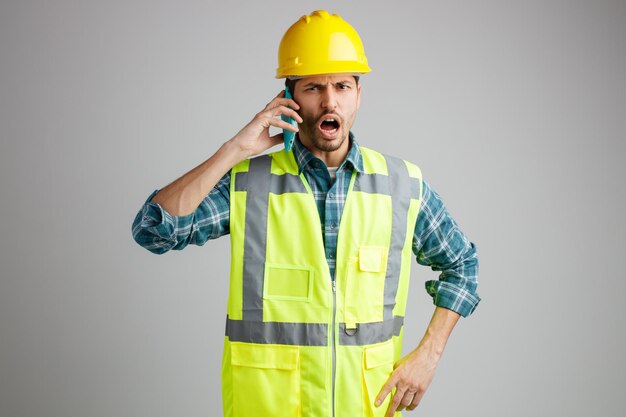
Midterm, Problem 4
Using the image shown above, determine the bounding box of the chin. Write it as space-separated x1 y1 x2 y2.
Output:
312 137 345 152
312 132 350 152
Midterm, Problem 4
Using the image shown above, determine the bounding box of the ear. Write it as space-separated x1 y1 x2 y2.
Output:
356 82 362 109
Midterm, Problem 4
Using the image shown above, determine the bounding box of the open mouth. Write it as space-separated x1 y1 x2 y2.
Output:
318 116 341 139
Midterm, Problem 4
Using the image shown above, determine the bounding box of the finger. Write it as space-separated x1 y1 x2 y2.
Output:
271 106 303 123
267 133 285 147
398 390 415 412
375 377 397 408
266 117 299 132
406 390 425 411
275 88 300 108
258 105 301 123
284 97 301 110
385 388 407 417
384 400 398 417
264 96 300 112
275 97 301 111
263 94 282 111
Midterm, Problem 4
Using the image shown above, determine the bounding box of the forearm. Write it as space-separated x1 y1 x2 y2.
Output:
149 90 301 216
151 140 246 216
414 306 460 362
134 90 300 249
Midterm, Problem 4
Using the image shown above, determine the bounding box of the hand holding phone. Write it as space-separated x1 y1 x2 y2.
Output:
281 86 297 152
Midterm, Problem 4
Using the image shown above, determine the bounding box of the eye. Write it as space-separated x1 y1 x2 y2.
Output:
307 86 320 91
337 83 351 90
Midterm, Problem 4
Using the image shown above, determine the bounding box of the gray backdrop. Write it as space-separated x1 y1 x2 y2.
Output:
1 1 625 416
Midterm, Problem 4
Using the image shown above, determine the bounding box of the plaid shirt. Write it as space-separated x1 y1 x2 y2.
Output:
132 135 480 317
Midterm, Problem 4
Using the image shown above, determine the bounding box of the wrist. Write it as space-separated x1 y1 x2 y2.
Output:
416 306 461 359
418 329 446 359
220 138 250 166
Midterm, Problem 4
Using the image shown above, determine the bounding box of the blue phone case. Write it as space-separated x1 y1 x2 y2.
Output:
281 86 297 152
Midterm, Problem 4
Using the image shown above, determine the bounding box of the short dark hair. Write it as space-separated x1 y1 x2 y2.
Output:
284 75 360 99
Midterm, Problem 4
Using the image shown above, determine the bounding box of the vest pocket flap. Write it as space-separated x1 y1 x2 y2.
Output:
364 341 394 370
231 343 299 370
358 246 387 272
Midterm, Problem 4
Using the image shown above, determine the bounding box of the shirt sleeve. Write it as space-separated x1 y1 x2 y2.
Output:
131 171 232 254
413 180 481 317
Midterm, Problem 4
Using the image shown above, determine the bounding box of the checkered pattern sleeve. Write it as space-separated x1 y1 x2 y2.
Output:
413 180 481 317
131 172 231 254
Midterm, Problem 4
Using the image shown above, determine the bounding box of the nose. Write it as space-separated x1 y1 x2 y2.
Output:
321 87 338 111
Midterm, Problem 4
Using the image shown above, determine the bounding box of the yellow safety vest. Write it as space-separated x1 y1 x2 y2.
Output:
222 146 422 417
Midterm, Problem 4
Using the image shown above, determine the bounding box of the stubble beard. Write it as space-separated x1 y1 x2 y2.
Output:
298 113 353 153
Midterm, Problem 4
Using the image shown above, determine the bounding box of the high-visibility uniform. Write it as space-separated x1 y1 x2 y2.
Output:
222 146 422 417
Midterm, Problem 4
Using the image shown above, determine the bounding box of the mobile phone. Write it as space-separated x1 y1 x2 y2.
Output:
281 86 297 152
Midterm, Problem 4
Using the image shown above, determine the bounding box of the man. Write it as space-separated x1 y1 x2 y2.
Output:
132 10 480 417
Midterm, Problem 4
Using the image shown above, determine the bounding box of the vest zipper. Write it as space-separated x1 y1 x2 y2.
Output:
331 278 337 417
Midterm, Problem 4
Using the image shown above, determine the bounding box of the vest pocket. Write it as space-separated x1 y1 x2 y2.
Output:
345 246 388 324
231 343 301 417
264 263 313 302
362 340 395 417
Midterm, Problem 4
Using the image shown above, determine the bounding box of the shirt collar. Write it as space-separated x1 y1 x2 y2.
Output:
292 132 364 175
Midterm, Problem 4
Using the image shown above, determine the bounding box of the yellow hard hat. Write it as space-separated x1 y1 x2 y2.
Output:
276 10 371 78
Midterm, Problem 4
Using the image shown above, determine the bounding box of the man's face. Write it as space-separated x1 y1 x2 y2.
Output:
292 74 361 153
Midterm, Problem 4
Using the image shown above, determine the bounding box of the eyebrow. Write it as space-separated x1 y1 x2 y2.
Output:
302 82 324 88
302 80 354 88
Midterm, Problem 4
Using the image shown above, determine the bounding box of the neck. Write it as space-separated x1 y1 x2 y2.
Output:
298 134 351 167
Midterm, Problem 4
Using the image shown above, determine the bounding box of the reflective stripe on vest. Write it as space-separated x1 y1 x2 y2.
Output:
354 157 421 325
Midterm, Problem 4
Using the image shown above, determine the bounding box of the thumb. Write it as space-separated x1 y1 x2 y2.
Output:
268 133 287 148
